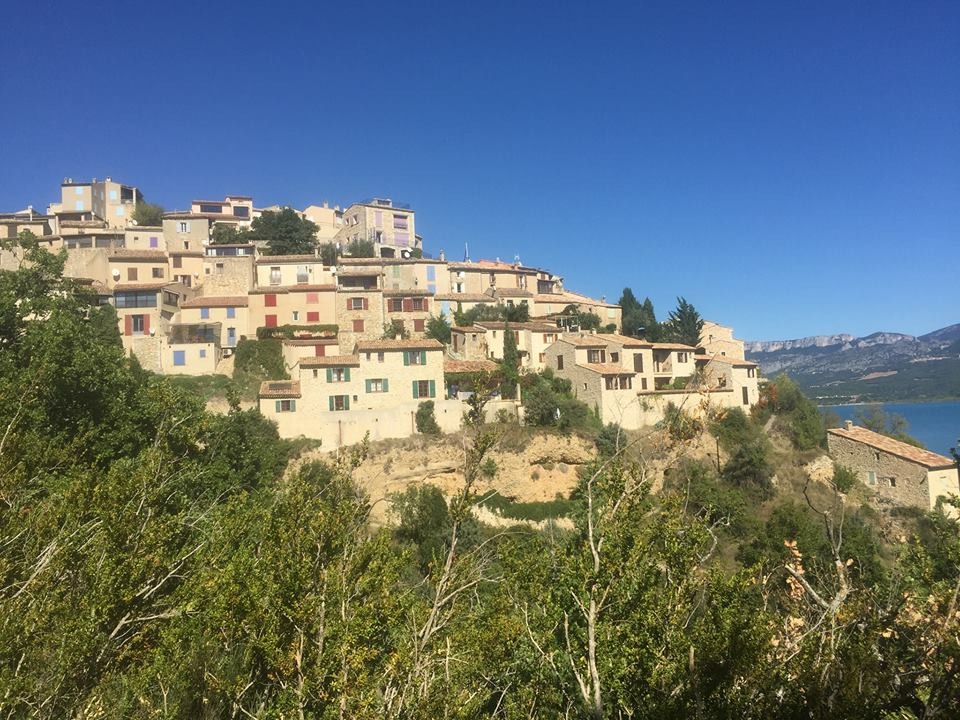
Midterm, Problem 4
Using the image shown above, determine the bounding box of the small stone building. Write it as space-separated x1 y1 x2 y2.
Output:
827 422 959 514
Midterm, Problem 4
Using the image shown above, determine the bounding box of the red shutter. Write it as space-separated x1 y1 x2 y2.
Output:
346 298 352 309
315 344 325 357
265 314 278 328
264 294 277 307
403 298 413 312
307 311 320 322
124 315 132 336
362 297 369 310
414 319 425 332
142 315 150 336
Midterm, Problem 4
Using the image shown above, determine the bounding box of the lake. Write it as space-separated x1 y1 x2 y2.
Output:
821 400 960 456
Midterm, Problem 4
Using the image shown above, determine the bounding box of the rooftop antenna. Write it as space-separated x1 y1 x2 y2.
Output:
464 242 470 262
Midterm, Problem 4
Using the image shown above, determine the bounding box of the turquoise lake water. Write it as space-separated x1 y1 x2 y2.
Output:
821 400 960 456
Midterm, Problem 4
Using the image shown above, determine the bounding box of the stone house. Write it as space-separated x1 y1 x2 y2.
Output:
178 295 250 350
699 321 746 360
827 422 959 514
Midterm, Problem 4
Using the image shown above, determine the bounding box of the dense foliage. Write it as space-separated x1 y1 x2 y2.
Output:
1 236 959 718
248 207 319 255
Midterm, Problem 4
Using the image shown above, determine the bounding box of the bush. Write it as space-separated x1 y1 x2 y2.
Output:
480 458 498 478
722 439 774 498
833 464 857 493
710 408 757 451
661 402 703 442
480 492 577 522
256 324 338 340
415 401 441 436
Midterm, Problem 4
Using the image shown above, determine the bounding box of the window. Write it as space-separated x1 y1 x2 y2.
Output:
327 367 350 382
366 378 389 393
329 395 350 411
183 241 190 250
149 236 158 248
413 319 425 332
115 206 124 217
641 378 648 390
296 266 309 283
127 267 138 281
307 311 319 322
75 200 84 211
867 471 877 486
292 311 300 322
200 307 210 319
233 206 250 218
742 387 750 405
215 262 224 274
377 352 384 362
276 399 296 412
270 266 281 285
132 315 146 335
115 291 157 308
747 367 756 378
350 297 364 310
178 221 190 233
109 190 117 200
539 353 545 363
411 298 425 311
199 204 223 214
353 319 364 332
393 214 408 230
152 267 164 278
412 380 436 399
74 187 83 195
403 350 427 366
677 352 689 363
264 294 277 307
226 306 236 318
587 349 606 364
633 353 644 372
306 292 318 304
227 327 236 345
265 314 278 327
199 349 207 359
557 355 564 370
172 256 183 269
610 351 619 363
388 298 403 312
889 477 897 487
489 273 496 286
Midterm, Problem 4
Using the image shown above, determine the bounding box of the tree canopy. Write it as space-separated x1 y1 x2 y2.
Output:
665 295 703 346
131 201 164 227
247 207 318 255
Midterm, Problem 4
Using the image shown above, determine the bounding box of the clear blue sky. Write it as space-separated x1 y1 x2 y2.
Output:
1 1 957 340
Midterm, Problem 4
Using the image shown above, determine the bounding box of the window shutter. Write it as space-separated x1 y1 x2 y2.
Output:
403 351 410 366
143 315 150 336
346 298 352 309
275 400 282 412
344 396 350 410
412 380 418 398
420 350 427 365
365 379 370 393
124 315 132 336
364 297 370 310
328 396 335 411
403 298 413 312
429 380 436 398
326 368 333 382
382 378 389 392
290 400 296 411
344 367 351 382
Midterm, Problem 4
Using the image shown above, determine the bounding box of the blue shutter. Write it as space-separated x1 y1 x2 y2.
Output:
382 378 389 393
344 367 351 382
290 400 296 412
173 350 185 366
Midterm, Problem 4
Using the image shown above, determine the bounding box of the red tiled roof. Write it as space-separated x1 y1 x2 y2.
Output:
582 363 631 375
283 337 338 346
493 287 534 298
383 288 433 297
337 267 382 276
561 335 609 348
596 332 652 348
259 380 301 399
255 255 326 264
181 295 249 308
828 426 956 470
433 293 494 302
284 284 337 292
651 342 697 351
109 249 167 261
112 282 172 292
300 355 360 368
696 354 757 368
444 359 498 374
474 321 558 332
355 338 444 352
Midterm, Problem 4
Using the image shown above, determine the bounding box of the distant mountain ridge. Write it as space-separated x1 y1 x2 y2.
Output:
745 323 960 403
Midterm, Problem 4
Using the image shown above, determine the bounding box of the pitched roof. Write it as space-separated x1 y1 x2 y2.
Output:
444 359 498 374
492 287 534 298
255 254 326 264
651 342 697 351
696 353 757 368
596 332 652 348
284 284 337 292
300 354 361 368
433 293 494 302
283 337 338 346
338 267 382 276
561 335 609 348
474 320 558 332
582 363 631 375
259 380 301 399
827 425 956 470
181 295 249 308
109 249 167 261
355 338 444 352
383 288 433 297
113 281 180 292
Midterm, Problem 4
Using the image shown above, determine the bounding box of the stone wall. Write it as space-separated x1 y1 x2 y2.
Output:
827 433 931 510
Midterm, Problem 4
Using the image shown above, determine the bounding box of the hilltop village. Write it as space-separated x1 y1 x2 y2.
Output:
1 177 759 447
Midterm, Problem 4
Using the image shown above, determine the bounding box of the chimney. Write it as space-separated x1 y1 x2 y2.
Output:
844 420 853 430
438 248 445 261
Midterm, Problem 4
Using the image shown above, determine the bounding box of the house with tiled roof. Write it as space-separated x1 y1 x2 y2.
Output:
827 422 959 514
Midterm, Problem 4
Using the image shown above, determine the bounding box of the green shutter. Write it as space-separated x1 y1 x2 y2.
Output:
326 368 333 382
275 400 282 412
429 380 436 398
382 378 389 393
328 396 335 411
420 350 427 365
344 395 350 410
289 400 296 412
403 351 410 366
412 380 418 398
365 379 372 393
344 367 351 382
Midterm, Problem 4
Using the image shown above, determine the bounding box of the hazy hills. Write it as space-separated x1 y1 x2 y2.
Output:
745 323 960 404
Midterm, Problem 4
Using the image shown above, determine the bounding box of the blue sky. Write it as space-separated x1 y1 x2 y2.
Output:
1 1 957 340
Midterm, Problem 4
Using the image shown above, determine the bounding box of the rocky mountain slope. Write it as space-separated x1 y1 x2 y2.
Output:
746 323 960 403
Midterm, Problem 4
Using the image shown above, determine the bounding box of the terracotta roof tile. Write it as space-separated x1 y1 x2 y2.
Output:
113 282 178 292
582 363 631 375
828 426 956 470
255 255 326 264
562 335 609 348
355 338 444 352
383 288 433 297
259 380 301 399
444 359 498 374
696 354 757 368
651 342 698 351
596 332 652 348
109 249 167 261
433 293 494 302
299 354 360 368
181 295 249 308
338 267 382 276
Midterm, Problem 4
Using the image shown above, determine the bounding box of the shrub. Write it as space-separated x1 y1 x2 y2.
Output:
661 402 703 442
480 458 498 478
709 407 757 451
722 439 774 498
415 401 441 436
833 464 857 493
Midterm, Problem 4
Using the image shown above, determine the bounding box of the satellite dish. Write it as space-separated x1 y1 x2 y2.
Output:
149 327 156 336
401 249 411 259
330 265 337 274
112 269 120 279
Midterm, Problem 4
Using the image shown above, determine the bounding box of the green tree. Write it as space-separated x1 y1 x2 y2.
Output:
319 241 338 265
415 400 441 435
425 313 451 344
665 296 703 347
383 318 410 340
131 201 163 226
500 323 519 399
210 224 248 245
346 237 376 257
248 207 318 255
501 301 530 322
618 287 643 337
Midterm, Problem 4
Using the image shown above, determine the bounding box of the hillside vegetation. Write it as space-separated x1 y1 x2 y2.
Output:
2 237 960 718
